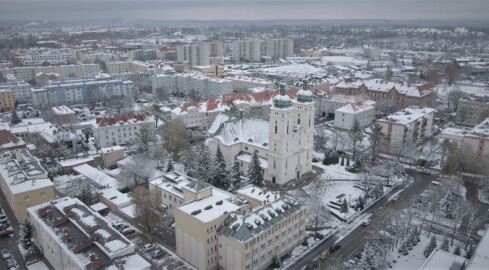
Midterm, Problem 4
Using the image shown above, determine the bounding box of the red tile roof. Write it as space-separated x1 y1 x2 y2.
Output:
0 129 22 145
95 112 151 127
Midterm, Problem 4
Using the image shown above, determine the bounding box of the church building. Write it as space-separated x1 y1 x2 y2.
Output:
208 83 315 186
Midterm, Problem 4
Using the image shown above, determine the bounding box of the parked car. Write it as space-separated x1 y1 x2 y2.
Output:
319 250 329 260
0 230 14 238
0 215 7 221
5 258 15 268
1 249 11 259
143 244 155 252
305 259 319 269
361 219 371 226
391 194 400 202
330 244 341 253
121 228 135 235
151 249 166 259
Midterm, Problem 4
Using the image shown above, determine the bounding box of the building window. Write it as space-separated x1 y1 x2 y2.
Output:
253 259 258 266
26 204 31 209
245 252 251 260
261 243 265 250
268 251 272 257
40 191 45 197
24 195 30 201
260 255 265 262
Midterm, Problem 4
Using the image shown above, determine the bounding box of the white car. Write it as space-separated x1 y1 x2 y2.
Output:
1 249 11 259
362 219 371 226
143 244 155 252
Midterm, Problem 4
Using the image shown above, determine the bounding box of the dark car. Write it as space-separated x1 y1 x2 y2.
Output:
330 244 341 253
151 249 166 259
305 259 319 269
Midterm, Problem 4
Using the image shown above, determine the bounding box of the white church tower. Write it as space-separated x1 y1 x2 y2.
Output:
267 82 315 185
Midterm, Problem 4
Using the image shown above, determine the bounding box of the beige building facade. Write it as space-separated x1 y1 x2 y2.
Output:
455 96 489 127
0 149 55 222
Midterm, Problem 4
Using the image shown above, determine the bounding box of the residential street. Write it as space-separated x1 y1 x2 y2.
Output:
288 169 438 270
0 190 26 270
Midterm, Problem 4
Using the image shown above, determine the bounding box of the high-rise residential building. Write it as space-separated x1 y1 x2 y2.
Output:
455 96 489 127
0 149 55 222
266 38 294 59
208 83 314 186
232 40 261 62
177 44 211 66
208 41 224 56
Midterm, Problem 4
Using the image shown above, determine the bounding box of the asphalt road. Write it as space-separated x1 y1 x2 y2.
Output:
0 190 26 270
289 169 437 270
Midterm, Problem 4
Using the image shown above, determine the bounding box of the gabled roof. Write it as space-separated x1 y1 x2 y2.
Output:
0 129 25 148
95 112 152 128
336 78 436 98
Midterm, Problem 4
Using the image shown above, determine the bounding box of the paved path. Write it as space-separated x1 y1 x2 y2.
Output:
287 169 437 270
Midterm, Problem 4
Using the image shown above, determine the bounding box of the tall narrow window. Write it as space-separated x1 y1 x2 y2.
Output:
298 114 300 124
275 121 277 134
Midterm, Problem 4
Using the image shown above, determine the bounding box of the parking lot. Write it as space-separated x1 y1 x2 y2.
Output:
105 213 192 270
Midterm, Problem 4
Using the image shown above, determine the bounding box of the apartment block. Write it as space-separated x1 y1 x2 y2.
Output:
455 96 489 127
28 197 150 270
173 179 306 270
105 61 156 75
232 40 261 62
0 80 32 103
441 117 489 161
378 106 436 153
31 78 134 109
152 73 232 100
227 76 275 91
177 44 211 66
266 38 294 59
334 100 376 130
92 112 155 148
148 172 190 216
1 63 100 81
0 89 15 111
0 149 55 222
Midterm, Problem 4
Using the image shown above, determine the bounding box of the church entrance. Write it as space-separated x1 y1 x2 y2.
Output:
322 111 326 117
297 171 300 179
272 177 276 184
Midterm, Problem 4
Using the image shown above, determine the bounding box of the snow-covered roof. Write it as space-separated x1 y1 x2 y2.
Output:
101 145 125 153
97 188 131 206
58 157 94 168
466 226 489 269
0 149 52 195
0 129 26 149
420 249 465 270
211 118 269 148
178 182 240 223
236 153 268 169
219 196 304 243
261 63 326 77
73 164 119 189
90 202 109 212
51 105 75 115
149 172 191 199
379 106 436 125
94 112 154 128
27 197 135 269
335 100 376 114
173 89 298 115
336 78 436 98
106 253 151 270
236 185 280 205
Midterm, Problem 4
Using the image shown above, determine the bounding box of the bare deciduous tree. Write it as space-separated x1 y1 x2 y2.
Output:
445 62 460 86
133 186 163 233
161 118 189 159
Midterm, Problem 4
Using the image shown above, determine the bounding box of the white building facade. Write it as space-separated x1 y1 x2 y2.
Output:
177 44 211 66
232 40 261 62
266 38 294 59
334 101 376 130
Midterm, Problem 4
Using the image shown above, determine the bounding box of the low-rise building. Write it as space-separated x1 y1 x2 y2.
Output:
27 197 150 270
174 178 306 270
335 78 437 111
149 172 190 216
51 105 78 125
100 146 124 168
378 106 436 154
97 188 132 213
0 149 55 222
334 100 376 130
455 96 489 127
0 129 27 150
58 157 95 175
441 117 489 161
92 112 155 148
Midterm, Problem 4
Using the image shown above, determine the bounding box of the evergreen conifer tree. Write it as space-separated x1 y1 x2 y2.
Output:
230 157 241 192
197 144 211 182
10 109 21 125
20 217 33 250
441 238 449 252
214 145 228 188
341 155 345 166
424 236 437 258
360 243 377 269
166 155 174 172
454 245 461 256
248 151 264 187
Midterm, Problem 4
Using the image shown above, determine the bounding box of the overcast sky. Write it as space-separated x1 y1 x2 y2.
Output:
1 0 488 21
